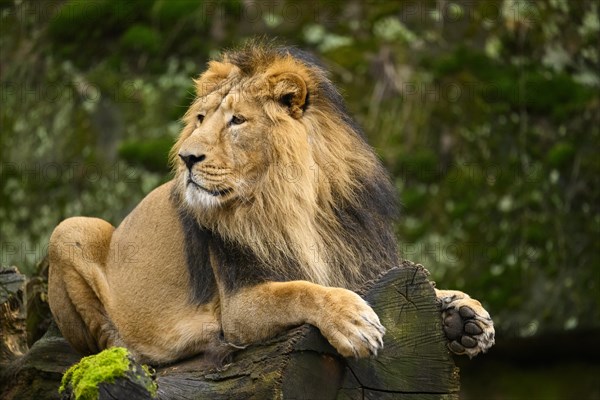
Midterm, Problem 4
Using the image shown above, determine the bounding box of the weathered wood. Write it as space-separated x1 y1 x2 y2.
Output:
0 266 28 366
0 323 81 399
0 262 459 399
342 263 460 398
26 257 52 346
155 325 344 399
0 267 81 399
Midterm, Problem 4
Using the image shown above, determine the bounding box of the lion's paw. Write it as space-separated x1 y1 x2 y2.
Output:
316 288 385 359
436 290 495 358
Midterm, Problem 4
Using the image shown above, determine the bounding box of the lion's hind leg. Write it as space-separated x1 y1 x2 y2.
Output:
435 289 495 358
48 217 121 355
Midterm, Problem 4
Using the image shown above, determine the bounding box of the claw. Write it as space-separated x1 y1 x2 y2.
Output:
361 315 386 336
361 315 376 328
368 345 377 357
351 344 359 359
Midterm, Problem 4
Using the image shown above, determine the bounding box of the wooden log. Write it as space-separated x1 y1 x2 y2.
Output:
0 262 459 399
0 266 29 366
26 257 53 346
340 263 460 399
0 323 81 399
0 267 81 399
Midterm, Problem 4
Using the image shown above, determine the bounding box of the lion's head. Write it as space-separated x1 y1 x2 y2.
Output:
170 43 399 289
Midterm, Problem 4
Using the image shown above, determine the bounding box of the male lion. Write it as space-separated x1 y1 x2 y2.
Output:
48 44 494 365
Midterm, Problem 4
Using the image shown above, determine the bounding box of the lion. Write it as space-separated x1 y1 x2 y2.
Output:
47 43 494 365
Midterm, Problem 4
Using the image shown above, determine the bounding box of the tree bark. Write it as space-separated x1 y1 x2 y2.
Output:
0 266 28 365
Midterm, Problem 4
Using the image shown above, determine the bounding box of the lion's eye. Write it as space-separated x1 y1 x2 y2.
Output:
197 114 205 124
230 115 246 126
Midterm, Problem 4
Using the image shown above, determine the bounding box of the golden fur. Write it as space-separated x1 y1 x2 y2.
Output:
48 43 494 365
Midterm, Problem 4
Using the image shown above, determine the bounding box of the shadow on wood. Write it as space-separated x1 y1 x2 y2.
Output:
0 262 459 399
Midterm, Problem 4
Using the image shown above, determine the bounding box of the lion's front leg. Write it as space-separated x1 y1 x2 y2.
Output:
220 281 385 358
435 289 495 358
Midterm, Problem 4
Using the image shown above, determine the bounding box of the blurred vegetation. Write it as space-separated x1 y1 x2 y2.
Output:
1 0 599 347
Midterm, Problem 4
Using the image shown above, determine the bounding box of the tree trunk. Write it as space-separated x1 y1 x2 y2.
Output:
0 262 459 399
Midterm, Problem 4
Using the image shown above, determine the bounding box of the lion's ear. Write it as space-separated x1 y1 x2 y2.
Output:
270 72 308 119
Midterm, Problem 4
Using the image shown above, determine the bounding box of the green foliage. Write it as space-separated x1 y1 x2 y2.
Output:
546 142 575 168
150 0 203 24
49 1 148 56
120 24 161 55
118 136 173 171
428 46 595 119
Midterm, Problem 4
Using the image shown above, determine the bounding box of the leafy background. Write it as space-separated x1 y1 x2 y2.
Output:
1 1 599 398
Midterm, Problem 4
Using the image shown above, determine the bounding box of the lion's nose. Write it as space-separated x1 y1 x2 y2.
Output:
179 152 206 170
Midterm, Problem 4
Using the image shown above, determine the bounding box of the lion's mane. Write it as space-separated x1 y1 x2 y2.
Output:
170 43 399 300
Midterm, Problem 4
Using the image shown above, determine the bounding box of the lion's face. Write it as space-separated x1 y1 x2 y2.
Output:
174 61 313 210
178 85 273 208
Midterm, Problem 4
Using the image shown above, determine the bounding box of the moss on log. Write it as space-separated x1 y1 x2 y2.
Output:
59 347 157 400
0 261 459 399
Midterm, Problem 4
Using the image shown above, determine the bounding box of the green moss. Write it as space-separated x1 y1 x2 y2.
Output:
59 347 130 400
141 364 153 376
141 364 158 397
